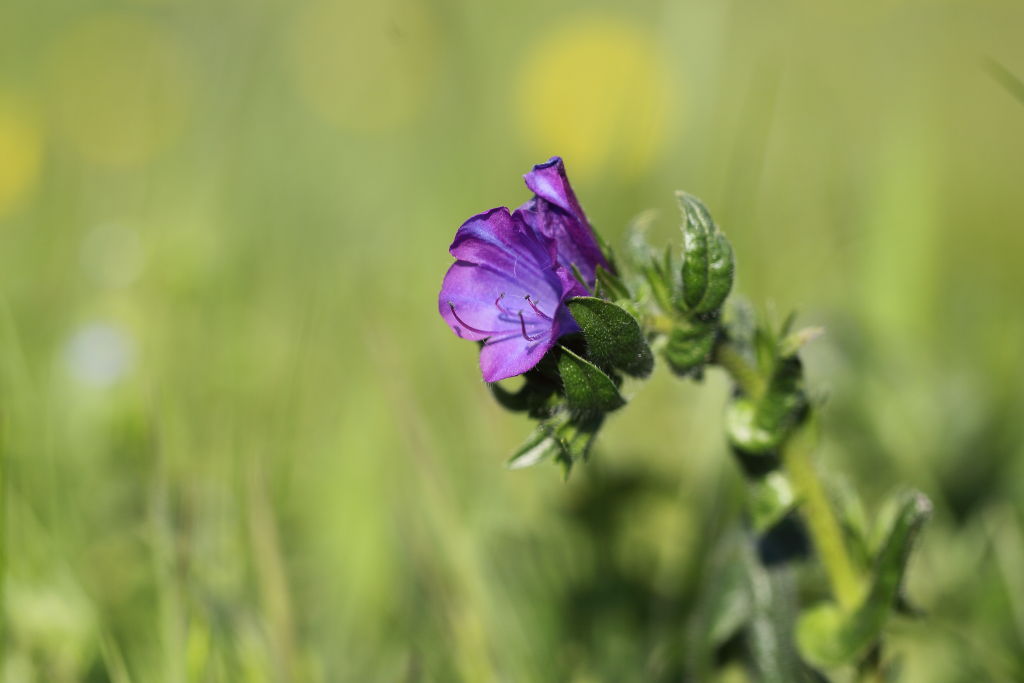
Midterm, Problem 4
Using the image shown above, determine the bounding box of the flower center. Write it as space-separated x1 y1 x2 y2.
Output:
448 293 548 342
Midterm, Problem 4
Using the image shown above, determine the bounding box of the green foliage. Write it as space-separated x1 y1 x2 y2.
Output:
747 472 798 533
663 321 717 376
567 297 653 378
796 492 932 669
557 346 626 416
506 412 602 472
676 192 735 315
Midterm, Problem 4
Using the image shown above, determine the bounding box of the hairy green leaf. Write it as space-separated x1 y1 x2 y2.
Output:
567 297 653 378
557 346 625 415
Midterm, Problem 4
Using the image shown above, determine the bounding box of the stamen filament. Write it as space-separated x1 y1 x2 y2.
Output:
524 295 551 320
518 311 538 341
448 302 502 336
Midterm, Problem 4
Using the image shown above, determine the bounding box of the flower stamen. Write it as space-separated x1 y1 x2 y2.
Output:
448 302 502 336
518 311 538 341
524 294 551 320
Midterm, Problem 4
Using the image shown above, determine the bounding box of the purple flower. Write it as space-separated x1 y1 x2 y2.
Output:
438 158 612 382
518 157 612 287
439 207 587 382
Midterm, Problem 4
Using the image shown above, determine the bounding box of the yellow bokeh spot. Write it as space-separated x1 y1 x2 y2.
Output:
517 18 675 179
0 98 43 217
45 15 191 167
287 0 439 132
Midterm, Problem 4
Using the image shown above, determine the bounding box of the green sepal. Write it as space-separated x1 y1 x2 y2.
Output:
594 228 619 275
644 261 676 315
755 356 808 437
569 263 593 295
557 346 626 416
489 377 559 418
796 491 932 669
567 297 653 378
507 423 564 470
506 411 605 472
662 322 717 376
594 265 630 302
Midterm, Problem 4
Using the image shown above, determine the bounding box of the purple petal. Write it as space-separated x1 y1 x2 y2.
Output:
479 330 557 382
520 157 611 285
478 282 579 382
523 156 586 217
439 208 577 381
556 264 590 300
449 207 557 294
438 262 514 341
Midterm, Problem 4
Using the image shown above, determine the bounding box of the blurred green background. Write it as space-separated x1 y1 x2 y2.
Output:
2 0 1023 680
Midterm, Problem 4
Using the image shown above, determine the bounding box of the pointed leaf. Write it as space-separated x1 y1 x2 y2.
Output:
796 491 932 669
557 346 625 415
677 192 714 309
567 297 653 378
594 265 630 302
694 233 735 314
507 425 563 469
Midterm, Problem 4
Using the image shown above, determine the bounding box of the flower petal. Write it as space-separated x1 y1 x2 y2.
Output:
521 157 610 284
478 330 557 382
449 207 557 294
438 261 514 340
523 156 585 218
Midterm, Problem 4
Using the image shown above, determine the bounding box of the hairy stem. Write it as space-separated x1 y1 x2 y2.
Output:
781 418 863 611
712 338 765 399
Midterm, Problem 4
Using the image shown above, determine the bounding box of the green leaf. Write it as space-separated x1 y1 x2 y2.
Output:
644 260 676 315
489 376 558 416
557 346 625 416
567 297 653 378
507 424 563 470
662 322 716 376
506 412 604 471
754 356 807 438
748 471 798 533
678 193 711 310
694 233 735 314
725 398 779 454
796 491 932 669
675 192 735 315
594 265 630 302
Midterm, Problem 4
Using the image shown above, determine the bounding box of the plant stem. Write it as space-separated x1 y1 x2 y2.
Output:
781 419 863 611
712 338 765 399
713 336 863 611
